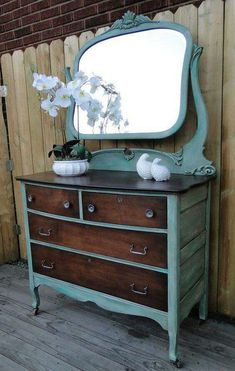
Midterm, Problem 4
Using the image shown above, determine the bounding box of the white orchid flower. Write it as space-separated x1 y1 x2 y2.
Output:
87 118 96 127
87 99 103 121
41 96 59 117
108 95 121 114
109 109 123 125
89 76 101 93
67 79 83 93
54 87 71 108
74 71 88 85
33 73 59 91
72 88 91 106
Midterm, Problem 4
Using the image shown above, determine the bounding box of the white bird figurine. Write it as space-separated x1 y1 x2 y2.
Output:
136 153 153 180
151 158 171 181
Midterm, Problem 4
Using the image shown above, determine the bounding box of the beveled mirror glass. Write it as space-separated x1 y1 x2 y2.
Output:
67 15 193 140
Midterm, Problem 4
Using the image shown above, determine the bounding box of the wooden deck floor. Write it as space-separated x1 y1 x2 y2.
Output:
0 264 234 371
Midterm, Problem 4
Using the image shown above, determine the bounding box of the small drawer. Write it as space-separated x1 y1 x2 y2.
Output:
32 244 167 311
25 185 79 218
83 192 167 228
28 213 167 268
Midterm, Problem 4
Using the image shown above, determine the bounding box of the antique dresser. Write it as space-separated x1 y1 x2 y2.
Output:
17 12 215 367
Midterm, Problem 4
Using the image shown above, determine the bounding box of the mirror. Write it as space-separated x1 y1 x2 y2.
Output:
69 16 193 140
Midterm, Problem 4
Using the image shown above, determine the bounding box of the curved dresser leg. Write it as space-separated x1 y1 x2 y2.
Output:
199 293 208 321
31 286 40 315
168 327 179 363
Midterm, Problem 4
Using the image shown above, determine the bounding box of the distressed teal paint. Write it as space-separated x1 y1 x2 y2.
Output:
180 277 204 323
33 273 168 331
78 191 83 219
20 183 40 310
27 209 168 234
199 183 211 320
30 239 168 274
180 231 206 265
167 195 180 362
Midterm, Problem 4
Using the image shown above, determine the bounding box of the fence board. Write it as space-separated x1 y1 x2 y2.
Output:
36 43 56 171
50 40 66 145
174 5 198 151
218 0 235 316
0 95 18 263
12 49 34 259
198 0 224 312
12 50 33 176
1 54 26 258
64 35 79 77
24 47 45 173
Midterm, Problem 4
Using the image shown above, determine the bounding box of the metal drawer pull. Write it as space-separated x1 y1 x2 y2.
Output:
130 244 148 256
88 204 95 213
41 260 55 270
38 228 52 237
145 209 154 218
130 283 148 296
27 194 33 203
63 200 70 209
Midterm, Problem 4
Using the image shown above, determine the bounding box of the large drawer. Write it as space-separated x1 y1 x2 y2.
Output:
32 244 167 311
82 192 167 228
25 185 79 217
28 213 167 268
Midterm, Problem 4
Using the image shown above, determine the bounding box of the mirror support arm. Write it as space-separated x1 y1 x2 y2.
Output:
181 44 216 175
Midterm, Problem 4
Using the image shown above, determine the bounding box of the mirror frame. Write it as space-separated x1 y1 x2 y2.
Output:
65 12 216 176
66 12 193 140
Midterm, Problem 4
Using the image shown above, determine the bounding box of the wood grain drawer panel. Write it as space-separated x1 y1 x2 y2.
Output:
28 214 167 268
83 192 167 228
26 185 79 217
31 244 167 311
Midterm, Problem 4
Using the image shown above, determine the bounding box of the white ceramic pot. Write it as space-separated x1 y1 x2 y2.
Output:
52 159 89 176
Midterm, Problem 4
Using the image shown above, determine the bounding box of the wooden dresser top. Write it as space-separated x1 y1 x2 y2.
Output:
16 170 213 193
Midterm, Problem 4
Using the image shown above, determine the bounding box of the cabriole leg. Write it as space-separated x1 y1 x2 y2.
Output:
168 326 179 362
199 293 208 321
31 286 40 315
168 327 183 368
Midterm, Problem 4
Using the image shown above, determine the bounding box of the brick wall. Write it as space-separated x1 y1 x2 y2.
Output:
0 0 204 55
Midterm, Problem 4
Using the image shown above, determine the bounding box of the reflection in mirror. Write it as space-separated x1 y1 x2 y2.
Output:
73 29 186 137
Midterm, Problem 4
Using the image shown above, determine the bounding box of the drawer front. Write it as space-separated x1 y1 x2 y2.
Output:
32 244 167 311
29 214 167 268
83 192 167 228
26 185 79 217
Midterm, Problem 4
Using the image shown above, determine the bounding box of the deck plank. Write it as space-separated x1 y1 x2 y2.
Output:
0 264 234 370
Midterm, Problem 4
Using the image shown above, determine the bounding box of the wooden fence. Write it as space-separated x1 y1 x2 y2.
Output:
0 0 234 317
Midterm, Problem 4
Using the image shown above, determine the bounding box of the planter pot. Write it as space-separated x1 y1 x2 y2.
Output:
52 159 89 177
